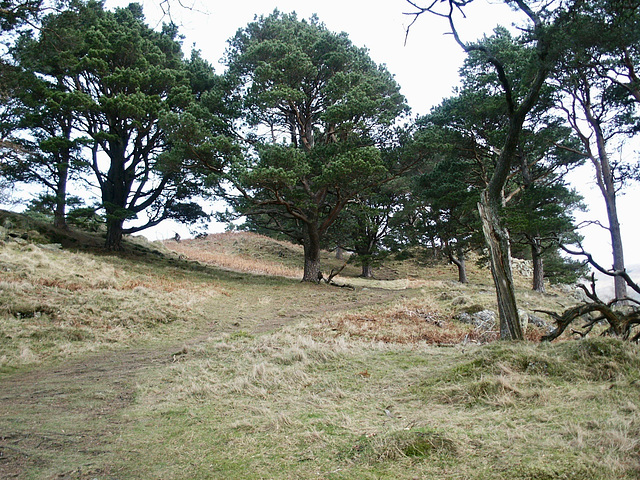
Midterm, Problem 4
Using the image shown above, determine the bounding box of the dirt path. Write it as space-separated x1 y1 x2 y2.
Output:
0 348 166 479
0 286 407 479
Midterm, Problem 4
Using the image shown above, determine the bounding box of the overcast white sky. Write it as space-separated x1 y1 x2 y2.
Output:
98 1 640 273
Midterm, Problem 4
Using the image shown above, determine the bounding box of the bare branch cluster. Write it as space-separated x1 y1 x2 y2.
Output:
537 242 640 342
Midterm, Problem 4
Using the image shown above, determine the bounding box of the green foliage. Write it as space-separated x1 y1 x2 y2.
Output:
66 205 104 232
506 183 584 243
6 1 234 247
0 0 46 32
222 11 409 279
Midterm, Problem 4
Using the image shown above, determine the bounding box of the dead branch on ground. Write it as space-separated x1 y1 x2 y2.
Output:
536 267 640 342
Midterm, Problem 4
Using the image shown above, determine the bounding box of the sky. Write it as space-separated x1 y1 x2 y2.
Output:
43 1 640 281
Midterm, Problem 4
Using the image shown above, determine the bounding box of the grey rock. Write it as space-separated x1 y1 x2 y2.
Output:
456 309 497 331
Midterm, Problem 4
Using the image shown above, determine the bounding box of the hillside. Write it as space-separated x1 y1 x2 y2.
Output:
1 210 639 480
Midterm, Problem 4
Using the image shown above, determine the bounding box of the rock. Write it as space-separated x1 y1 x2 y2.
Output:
517 310 529 334
456 309 497 331
557 283 589 302
465 304 485 314
527 313 547 328
39 243 63 251
512 258 534 278
474 310 497 330
8 236 28 246
572 287 589 302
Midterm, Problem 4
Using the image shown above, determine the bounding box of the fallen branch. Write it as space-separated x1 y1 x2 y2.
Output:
537 303 640 342
324 262 347 284
326 281 356 290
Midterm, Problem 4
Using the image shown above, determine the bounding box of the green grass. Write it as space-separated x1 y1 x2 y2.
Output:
1 210 639 479
101 332 639 479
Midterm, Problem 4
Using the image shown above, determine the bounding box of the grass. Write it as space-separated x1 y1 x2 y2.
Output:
1 210 639 479
110 332 640 479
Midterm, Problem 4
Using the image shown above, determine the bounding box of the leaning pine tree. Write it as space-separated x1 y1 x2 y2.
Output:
408 0 581 339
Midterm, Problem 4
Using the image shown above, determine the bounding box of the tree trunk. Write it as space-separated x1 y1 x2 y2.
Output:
53 172 68 229
102 139 129 251
361 263 373 278
449 252 468 284
604 191 627 300
531 238 545 293
53 124 72 230
478 191 523 340
302 223 322 282
584 96 627 301
105 216 124 250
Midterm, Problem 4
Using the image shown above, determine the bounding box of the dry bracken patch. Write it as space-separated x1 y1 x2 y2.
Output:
321 297 498 344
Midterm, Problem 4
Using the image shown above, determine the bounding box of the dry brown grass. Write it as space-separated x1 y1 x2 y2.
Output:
320 297 502 344
0 241 233 368
166 232 305 278
2 215 639 479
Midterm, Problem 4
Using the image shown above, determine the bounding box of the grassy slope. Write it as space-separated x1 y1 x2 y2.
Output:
0 210 639 479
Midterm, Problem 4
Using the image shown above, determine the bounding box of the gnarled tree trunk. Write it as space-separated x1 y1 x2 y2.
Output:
478 191 523 340
449 250 468 284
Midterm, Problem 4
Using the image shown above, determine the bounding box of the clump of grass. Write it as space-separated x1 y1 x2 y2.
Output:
444 338 640 383
414 337 640 410
554 337 640 381
348 427 457 463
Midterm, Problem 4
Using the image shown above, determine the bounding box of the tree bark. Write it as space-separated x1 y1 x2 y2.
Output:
53 123 72 230
581 87 628 301
478 191 523 340
53 166 68 229
531 238 545 293
302 223 322 282
449 251 468 284
604 190 627 300
361 263 373 278
105 216 124 250
103 139 129 251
